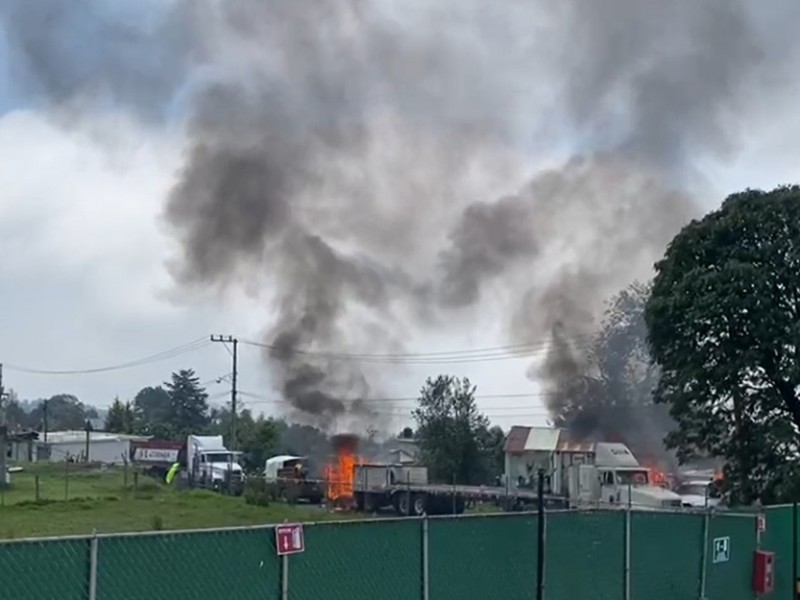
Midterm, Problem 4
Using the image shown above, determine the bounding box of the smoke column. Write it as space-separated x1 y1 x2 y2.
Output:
4 0 799 432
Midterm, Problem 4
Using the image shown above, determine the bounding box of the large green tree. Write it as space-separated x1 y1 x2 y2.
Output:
104 397 135 434
549 282 673 463
208 406 279 471
645 185 800 504
412 375 495 485
132 386 172 436
164 369 210 437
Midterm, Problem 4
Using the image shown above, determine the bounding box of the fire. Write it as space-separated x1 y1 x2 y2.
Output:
648 467 670 488
325 451 357 502
324 434 361 507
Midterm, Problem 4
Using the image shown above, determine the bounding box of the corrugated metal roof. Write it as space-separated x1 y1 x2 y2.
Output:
523 427 561 451
504 426 564 453
505 426 597 454
503 426 531 453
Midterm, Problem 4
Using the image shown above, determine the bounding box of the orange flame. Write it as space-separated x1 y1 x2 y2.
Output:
648 467 669 488
325 449 357 503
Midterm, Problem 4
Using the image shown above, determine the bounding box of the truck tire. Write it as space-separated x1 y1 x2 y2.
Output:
412 493 427 516
395 492 411 516
363 493 378 513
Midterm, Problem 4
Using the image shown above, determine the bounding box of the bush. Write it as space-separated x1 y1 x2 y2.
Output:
244 477 270 507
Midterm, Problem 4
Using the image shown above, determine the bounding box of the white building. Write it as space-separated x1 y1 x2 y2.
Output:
38 431 149 464
503 425 595 492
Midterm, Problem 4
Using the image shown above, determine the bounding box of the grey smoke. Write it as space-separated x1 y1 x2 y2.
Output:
4 1 800 432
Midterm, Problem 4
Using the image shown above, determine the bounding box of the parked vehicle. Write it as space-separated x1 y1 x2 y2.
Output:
186 435 244 495
264 455 324 504
130 440 185 480
350 463 548 516
504 430 684 510
676 478 722 509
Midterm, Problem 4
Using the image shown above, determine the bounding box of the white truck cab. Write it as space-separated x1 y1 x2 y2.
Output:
592 444 683 509
187 435 244 490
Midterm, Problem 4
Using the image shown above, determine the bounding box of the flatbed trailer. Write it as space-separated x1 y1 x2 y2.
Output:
353 464 566 516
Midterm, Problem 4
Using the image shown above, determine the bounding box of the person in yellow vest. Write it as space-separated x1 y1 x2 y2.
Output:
165 462 180 485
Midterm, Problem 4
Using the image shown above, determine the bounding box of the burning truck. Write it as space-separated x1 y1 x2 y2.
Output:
323 434 544 516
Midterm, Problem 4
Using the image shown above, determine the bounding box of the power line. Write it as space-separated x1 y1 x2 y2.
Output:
238 390 550 404
240 336 595 364
4 337 212 375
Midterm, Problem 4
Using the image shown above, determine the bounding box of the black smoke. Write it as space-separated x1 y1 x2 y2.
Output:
5 1 800 433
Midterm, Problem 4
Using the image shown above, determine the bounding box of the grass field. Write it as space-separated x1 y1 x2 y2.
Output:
0 463 353 540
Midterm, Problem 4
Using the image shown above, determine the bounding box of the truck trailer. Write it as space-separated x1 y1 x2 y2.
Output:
351 463 557 516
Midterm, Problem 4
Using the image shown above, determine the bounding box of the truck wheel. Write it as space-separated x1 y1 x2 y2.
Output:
412 494 427 516
395 493 411 516
454 497 466 514
363 493 378 513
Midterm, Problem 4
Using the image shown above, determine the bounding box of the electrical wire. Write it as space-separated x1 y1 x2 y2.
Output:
240 336 595 364
4 337 212 375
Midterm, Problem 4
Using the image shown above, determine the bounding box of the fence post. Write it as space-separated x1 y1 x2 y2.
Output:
623 507 631 600
422 517 430 600
281 554 289 600
88 532 98 600
536 469 546 600
793 502 798 600
699 509 710 600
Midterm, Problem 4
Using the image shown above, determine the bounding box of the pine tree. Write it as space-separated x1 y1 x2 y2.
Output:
164 369 210 436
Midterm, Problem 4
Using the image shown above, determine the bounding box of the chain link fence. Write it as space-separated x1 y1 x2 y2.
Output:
546 510 625 600
0 508 772 599
288 519 421 600
428 513 537 600
0 536 90 600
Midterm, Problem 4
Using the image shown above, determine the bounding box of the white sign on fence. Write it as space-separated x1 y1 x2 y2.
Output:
712 536 730 563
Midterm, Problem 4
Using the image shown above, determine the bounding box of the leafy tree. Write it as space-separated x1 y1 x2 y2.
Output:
164 369 210 437
399 426 414 439
551 282 674 464
645 185 800 504
2 390 27 429
132 386 171 436
412 375 493 485
480 424 507 480
104 397 134 434
207 406 279 470
26 394 95 431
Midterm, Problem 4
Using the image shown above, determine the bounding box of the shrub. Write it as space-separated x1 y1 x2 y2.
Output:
244 477 270 507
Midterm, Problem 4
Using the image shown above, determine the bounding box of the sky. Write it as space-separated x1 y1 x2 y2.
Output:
1 1 799 434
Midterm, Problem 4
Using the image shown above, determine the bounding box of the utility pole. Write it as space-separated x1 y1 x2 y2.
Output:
210 335 238 451
42 399 48 443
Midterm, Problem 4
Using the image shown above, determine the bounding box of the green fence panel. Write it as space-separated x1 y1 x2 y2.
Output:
762 505 793 598
96 527 280 600
0 537 90 600
429 514 536 600
630 511 704 600
545 510 624 600
288 519 422 600
705 513 757 600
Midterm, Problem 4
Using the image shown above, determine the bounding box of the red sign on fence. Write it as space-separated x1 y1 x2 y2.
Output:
275 523 305 556
757 514 766 533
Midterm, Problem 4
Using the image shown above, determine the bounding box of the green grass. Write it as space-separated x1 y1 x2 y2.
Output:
0 463 357 540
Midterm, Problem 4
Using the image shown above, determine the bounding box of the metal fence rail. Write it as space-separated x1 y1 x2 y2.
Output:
0 506 788 600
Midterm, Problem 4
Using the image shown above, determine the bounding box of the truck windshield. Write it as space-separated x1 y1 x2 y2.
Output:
616 470 649 485
206 453 234 463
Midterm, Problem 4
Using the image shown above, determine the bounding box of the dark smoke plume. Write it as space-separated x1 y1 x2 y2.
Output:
5 1 800 437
